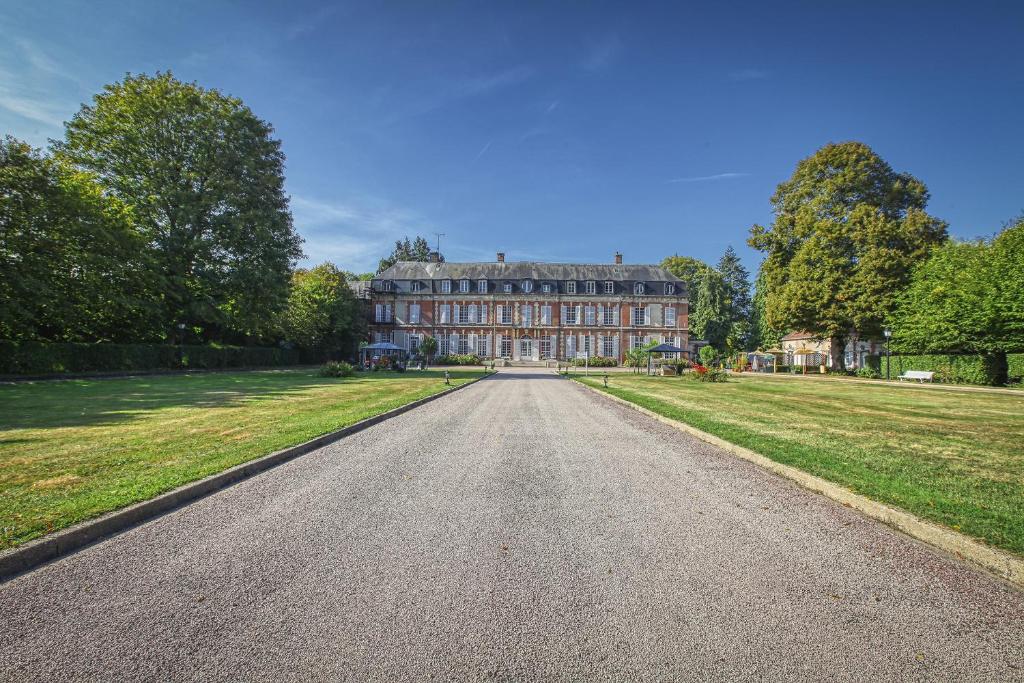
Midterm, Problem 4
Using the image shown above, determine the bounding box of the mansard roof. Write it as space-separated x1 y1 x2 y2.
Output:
378 261 683 283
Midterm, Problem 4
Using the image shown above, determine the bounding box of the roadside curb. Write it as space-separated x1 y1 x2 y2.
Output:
0 373 489 583
572 377 1024 589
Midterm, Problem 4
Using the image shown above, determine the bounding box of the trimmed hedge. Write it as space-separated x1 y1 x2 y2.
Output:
0 340 303 376
434 354 482 366
865 353 1024 386
571 356 618 367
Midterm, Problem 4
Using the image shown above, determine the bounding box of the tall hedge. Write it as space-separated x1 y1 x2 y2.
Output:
0 341 303 376
866 353 1024 386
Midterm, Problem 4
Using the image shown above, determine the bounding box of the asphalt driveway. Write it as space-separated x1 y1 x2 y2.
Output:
1 369 1021 681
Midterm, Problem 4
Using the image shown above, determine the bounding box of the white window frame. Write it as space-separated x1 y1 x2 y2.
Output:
411 281 423 293
409 304 421 324
665 307 676 327
602 306 615 326
566 281 577 294
666 283 675 295
631 335 644 350
585 280 596 295
634 282 645 295
542 283 551 293
521 304 532 326
458 305 471 324
602 335 615 357
584 305 596 326
632 306 645 326
605 281 614 294
441 279 451 294
459 279 470 293
522 279 533 293
566 306 578 325
540 305 552 325
476 335 490 357
374 303 392 323
500 334 513 357
503 282 513 293
540 337 552 359
478 279 488 293
500 306 513 325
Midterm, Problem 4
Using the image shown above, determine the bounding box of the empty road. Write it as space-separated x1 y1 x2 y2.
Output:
1 370 1022 681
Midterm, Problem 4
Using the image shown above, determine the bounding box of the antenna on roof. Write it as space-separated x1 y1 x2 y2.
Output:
433 232 445 255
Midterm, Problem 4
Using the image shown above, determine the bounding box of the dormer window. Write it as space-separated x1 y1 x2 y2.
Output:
634 282 645 295
478 279 487 293
541 283 551 293
503 282 513 293
459 278 470 293
605 281 614 294
666 283 675 295
411 281 423 293
522 280 533 293
585 280 596 295
441 279 451 294
566 281 577 294
378 280 393 292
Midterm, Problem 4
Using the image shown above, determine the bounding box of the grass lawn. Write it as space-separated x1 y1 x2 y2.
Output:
0 368 484 550
577 373 1024 557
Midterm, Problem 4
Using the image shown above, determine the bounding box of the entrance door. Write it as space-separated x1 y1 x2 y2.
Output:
519 336 533 360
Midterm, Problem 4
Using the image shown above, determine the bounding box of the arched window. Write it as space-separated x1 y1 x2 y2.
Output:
634 282 645 295
522 280 533 293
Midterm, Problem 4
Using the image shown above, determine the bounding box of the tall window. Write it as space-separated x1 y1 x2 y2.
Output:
585 280 596 294
584 306 596 325
605 281 614 294
478 279 488 293
632 306 645 326
439 334 450 356
375 304 392 322
441 279 451 294
522 280 533 293
477 335 490 357
631 335 644 350
500 335 513 357
602 336 615 357
602 306 615 326
458 305 470 324
409 304 421 324
521 304 533 326
458 335 470 354
459 279 470 293
540 305 552 325
665 307 676 327
566 306 579 325
634 282 645 295
666 283 675 295
378 330 394 344
540 337 552 359
500 306 513 325
409 335 421 353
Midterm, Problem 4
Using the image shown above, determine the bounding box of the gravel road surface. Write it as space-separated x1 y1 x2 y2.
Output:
1 369 1022 682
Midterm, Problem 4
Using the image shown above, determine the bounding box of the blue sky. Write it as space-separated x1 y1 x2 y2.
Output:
3 2 1023 275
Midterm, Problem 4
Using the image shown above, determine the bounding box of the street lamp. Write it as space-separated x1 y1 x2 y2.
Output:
883 327 892 380
177 323 187 368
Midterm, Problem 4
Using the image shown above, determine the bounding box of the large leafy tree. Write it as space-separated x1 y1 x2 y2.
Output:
748 141 947 368
283 263 364 358
55 72 303 343
0 137 158 342
891 219 1024 384
689 267 730 350
377 236 441 274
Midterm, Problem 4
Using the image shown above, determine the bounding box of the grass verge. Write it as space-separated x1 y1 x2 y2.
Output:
576 373 1024 557
0 368 483 549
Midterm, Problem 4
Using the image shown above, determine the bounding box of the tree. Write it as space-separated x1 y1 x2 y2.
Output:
749 268 783 351
54 72 303 343
0 137 158 342
891 218 1024 384
748 141 947 369
282 263 364 359
717 246 752 352
419 335 438 366
377 236 441 274
690 268 730 350
662 254 713 322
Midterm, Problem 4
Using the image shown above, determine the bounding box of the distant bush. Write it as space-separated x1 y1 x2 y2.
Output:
1009 354 1024 384
689 363 727 382
856 366 881 379
434 354 481 366
865 353 1015 386
318 360 354 378
571 356 617 367
0 340 302 376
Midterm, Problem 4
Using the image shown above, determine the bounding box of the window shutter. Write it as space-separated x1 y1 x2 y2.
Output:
453 304 460 322
613 336 619 360
480 304 488 324
550 335 557 358
496 304 503 324
575 305 582 325
560 305 567 323
613 307 620 325
469 333 477 352
644 305 651 326
598 304 604 325
450 332 459 352
567 335 575 357
442 305 450 324
468 304 477 323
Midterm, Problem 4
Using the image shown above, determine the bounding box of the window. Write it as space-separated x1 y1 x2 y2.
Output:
602 306 615 326
374 303 392 323
477 335 490 357
377 330 394 344
457 305 470 324
634 282 645 295
584 305 596 326
665 307 676 327
585 280 596 295
409 304 421 324
540 305 552 325
542 283 552 293
540 337 552 359
500 305 513 325
467 304 478 323
582 336 592 354
605 281 615 294
478 279 487 293
409 335 421 353
522 279 533 293
632 306 645 326
458 335 470 354
378 280 393 292
566 281 576 294
441 279 451 294
411 281 423 293
500 334 513 357
666 283 675 295
565 306 579 325
459 279 470 293
438 334 450 356
602 336 615 358
631 335 644 350
439 304 451 324
503 282 513 293
521 304 532 326
664 336 678 358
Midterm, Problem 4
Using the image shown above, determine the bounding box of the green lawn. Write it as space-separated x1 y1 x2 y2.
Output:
0 368 483 550
577 373 1024 557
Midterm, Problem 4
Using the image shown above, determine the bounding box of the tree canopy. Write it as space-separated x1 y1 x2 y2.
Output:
282 263 364 357
748 141 947 367
377 236 442 274
55 71 303 343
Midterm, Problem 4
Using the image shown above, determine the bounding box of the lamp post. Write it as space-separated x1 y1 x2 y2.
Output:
176 323 187 368
883 327 892 381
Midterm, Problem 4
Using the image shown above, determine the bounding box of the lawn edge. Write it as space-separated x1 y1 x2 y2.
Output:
570 376 1024 589
0 372 489 582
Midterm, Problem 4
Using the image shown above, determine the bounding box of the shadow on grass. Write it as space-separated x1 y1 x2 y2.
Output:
0 369 469 431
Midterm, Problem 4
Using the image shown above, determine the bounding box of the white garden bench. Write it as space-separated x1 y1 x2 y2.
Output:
898 370 935 383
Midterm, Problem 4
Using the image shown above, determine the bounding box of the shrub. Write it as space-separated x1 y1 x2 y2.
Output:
434 354 481 366
318 360 354 377
698 345 717 367
688 363 728 382
571 356 617 367
1009 354 1024 384
865 353 1010 386
856 366 881 379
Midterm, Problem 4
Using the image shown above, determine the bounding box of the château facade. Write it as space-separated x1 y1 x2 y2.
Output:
367 252 687 363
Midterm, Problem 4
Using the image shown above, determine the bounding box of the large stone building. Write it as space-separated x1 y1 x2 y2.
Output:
368 252 687 363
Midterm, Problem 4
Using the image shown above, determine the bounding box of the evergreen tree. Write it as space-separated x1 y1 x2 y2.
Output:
717 246 752 352
690 268 730 350
377 236 442 274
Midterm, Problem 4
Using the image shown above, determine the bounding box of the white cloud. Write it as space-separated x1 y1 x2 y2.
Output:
0 39 81 138
667 172 750 183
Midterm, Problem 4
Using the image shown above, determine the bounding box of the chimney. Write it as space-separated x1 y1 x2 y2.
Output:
614 251 623 265
428 251 440 262
496 251 505 263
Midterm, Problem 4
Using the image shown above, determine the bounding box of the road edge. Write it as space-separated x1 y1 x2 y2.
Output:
571 376 1024 589
0 373 489 582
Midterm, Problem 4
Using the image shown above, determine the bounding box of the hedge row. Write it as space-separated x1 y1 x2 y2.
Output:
0 341 305 376
433 354 482 366
865 353 1024 386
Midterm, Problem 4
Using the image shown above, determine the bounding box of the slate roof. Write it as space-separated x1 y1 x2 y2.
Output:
378 261 683 283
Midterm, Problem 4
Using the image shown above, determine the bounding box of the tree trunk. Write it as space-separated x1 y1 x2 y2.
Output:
830 336 847 371
983 351 1009 386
